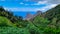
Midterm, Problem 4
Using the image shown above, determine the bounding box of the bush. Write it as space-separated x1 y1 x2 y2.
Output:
0 27 30 34
0 16 14 27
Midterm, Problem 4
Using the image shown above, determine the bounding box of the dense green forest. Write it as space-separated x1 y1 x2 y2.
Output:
0 4 60 34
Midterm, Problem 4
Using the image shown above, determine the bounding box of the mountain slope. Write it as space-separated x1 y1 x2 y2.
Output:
25 11 42 21
0 16 14 26
0 7 23 23
44 4 60 21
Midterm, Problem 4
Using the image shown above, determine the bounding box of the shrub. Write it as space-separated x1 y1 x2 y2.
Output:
0 16 14 27
0 27 30 34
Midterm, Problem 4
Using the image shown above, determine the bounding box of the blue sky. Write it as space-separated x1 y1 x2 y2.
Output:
0 0 59 18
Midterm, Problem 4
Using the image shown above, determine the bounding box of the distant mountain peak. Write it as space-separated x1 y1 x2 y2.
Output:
25 10 42 20
25 12 33 20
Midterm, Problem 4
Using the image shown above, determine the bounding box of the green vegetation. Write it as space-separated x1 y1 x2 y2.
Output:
0 27 30 34
0 16 13 27
0 4 60 34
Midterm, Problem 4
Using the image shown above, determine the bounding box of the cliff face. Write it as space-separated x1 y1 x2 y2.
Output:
25 11 42 20
25 12 33 20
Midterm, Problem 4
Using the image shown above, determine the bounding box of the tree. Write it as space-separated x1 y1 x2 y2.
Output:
33 15 49 28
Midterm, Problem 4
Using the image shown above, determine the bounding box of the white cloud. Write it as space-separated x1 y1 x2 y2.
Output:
38 1 47 4
47 0 60 4
29 0 60 4
29 0 60 6
19 0 60 6
34 4 58 12
20 2 24 4
30 1 47 5
4 4 58 12
25 4 29 5
43 4 58 9
36 8 45 11
4 7 39 12
41 4 58 11
20 2 29 6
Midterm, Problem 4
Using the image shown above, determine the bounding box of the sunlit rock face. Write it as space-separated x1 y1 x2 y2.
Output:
25 12 33 20
34 10 42 17
25 10 42 20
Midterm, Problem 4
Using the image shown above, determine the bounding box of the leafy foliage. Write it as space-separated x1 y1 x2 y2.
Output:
0 7 23 23
33 16 49 27
0 4 60 34
0 16 14 27
0 27 30 34
44 4 60 21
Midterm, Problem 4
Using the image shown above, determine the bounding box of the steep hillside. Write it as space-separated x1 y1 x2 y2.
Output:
0 7 23 23
44 4 60 21
0 16 14 27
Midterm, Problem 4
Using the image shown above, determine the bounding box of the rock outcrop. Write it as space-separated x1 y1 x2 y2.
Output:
25 11 42 20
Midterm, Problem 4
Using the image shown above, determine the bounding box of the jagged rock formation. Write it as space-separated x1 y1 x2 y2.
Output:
34 10 42 17
25 12 33 20
25 11 42 21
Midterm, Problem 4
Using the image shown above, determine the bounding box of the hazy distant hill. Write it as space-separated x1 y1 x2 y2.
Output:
25 11 42 21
